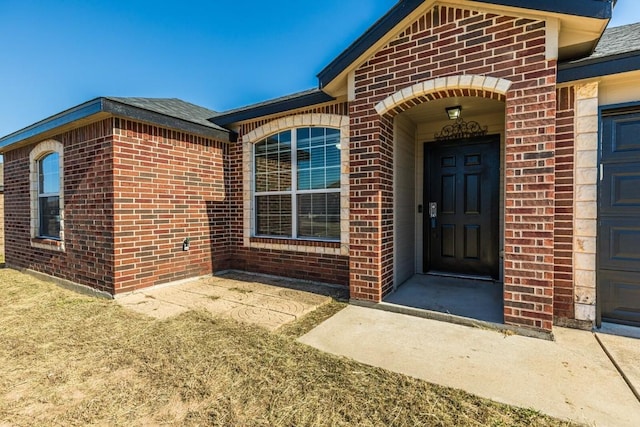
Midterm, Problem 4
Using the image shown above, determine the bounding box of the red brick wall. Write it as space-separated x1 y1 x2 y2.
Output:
112 118 229 293
4 118 230 295
0 166 4 257
230 244 349 285
3 120 116 292
351 5 557 330
229 102 350 287
554 86 576 320
0 192 4 258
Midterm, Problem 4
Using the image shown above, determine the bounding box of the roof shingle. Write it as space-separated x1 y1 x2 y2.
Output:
590 22 640 59
105 97 226 132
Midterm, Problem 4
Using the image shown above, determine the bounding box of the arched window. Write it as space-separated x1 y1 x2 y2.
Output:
37 152 61 238
254 127 340 240
30 140 64 250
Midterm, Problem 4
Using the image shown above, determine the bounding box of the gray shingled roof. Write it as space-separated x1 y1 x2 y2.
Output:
208 88 335 126
0 97 233 152
591 22 640 59
209 89 320 118
105 97 226 132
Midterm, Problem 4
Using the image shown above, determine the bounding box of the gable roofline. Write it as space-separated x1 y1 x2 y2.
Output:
474 0 613 19
208 89 336 127
0 97 234 153
317 0 614 89
317 0 424 89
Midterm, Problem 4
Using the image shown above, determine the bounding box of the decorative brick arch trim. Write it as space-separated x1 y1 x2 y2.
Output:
243 113 348 144
374 75 512 118
29 139 63 163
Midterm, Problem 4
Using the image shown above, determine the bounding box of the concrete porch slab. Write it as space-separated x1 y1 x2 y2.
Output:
299 305 640 426
384 274 503 323
117 271 336 330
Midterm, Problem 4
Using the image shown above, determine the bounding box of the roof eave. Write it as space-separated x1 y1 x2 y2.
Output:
103 99 234 142
0 98 105 152
558 51 640 83
473 0 613 20
209 90 336 127
0 98 234 153
317 0 424 89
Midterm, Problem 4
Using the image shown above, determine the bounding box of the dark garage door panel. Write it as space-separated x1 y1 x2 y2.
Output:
600 270 640 325
599 218 640 273
601 111 640 161
600 110 640 327
599 163 640 216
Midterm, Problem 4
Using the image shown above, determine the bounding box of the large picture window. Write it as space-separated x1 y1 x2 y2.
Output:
37 152 61 239
254 127 341 240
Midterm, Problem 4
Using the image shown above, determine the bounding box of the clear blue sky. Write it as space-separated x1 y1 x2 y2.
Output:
0 0 638 143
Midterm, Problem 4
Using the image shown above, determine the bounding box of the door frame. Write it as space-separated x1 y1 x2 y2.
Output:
423 134 501 278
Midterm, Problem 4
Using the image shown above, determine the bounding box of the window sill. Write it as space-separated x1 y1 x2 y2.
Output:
31 237 65 252
248 236 346 255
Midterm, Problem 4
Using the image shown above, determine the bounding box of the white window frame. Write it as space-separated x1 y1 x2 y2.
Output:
253 128 341 241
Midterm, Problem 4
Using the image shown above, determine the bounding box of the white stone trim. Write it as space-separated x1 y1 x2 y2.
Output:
243 114 349 144
545 18 560 61
243 114 350 256
29 140 65 252
374 75 513 116
573 82 599 322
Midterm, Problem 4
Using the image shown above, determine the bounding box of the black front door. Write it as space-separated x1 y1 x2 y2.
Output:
599 110 640 326
425 137 499 279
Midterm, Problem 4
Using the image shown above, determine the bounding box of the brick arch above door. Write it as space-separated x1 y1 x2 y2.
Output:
374 75 512 118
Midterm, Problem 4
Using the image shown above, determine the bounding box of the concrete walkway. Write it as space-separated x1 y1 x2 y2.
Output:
117 272 340 330
299 306 640 427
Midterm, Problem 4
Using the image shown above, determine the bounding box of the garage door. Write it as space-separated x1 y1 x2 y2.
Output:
599 109 640 326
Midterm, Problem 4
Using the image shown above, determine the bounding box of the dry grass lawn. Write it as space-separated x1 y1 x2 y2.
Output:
0 268 577 426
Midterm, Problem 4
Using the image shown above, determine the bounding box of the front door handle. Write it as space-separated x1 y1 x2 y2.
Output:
429 202 437 229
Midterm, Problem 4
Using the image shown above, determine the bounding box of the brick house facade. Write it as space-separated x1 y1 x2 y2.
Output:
2 0 639 335
1 99 232 296
0 167 4 258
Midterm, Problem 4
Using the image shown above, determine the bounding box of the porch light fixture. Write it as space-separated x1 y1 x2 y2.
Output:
446 105 462 120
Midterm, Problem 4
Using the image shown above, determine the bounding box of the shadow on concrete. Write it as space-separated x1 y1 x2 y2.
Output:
598 322 640 340
216 270 350 302
383 274 503 324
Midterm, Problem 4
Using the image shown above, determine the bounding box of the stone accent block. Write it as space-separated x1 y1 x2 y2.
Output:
573 81 599 322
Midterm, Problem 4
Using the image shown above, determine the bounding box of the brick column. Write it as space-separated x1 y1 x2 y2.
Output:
504 76 557 332
554 87 577 321
348 112 394 301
